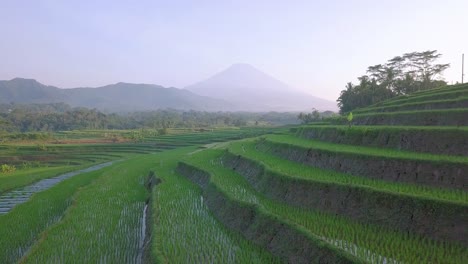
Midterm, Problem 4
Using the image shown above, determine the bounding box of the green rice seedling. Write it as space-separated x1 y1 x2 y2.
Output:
0 166 90 194
151 147 279 263
264 134 468 164
381 89 468 106
227 140 467 204
0 168 104 263
0 127 277 263
21 156 152 263
371 85 468 108
326 108 468 126
293 124 468 155
181 149 467 264
354 96 468 114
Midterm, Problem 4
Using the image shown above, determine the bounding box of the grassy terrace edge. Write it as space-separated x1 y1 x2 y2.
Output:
371 84 468 107
228 140 467 203
20 155 154 263
329 108 468 126
176 161 361 264
224 142 467 244
0 168 104 263
178 149 467 263
293 125 468 156
262 135 467 190
265 134 468 164
150 147 280 263
354 96 468 114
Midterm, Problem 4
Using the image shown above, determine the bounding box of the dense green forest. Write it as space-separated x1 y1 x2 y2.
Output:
0 103 299 132
337 50 450 113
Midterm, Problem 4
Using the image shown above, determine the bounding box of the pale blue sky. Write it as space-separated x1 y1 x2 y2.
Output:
1 0 466 100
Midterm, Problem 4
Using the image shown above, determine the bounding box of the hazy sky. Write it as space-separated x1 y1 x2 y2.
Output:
1 0 467 101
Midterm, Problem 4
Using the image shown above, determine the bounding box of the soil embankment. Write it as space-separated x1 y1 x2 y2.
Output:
296 126 468 156
176 162 360 264
258 140 467 190
347 110 468 126
222 152 468 245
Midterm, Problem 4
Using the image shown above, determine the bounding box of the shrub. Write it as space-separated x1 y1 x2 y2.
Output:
347 112 353 127
158 128 168 135
1 164 16 174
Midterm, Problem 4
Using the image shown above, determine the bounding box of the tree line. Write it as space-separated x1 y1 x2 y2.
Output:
0 103 299 132
337 50 450 113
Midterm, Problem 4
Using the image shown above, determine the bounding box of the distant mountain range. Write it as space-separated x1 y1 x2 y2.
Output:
0 64 337 112
0 78 231 112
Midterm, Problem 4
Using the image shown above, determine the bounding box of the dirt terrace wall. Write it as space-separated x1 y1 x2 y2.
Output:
259 140 467 190
355 99 468 114
328 110 468 126
222 152 468 245
373 88 468 107
350 111 468 126
296 126 468 156
176 162 360 264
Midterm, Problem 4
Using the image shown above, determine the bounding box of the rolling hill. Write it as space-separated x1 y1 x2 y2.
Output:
0 78 232 112
1 64 338 113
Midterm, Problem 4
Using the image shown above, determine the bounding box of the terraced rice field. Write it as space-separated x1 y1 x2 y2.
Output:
1 84 467 263
151 147 279 263
330 83 468 126
169 84 466 263
178 150 466 263
0 161 114 214
0 127 276 263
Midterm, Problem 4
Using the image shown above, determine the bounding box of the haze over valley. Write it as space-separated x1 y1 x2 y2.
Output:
1 64 337 112
0 1 466 264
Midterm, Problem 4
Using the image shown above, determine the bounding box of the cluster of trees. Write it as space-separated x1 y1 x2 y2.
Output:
337 50 450 113
1 104 107 132
0 103 299 132
297 109 336 124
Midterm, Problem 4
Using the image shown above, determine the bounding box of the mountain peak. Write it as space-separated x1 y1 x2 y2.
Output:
227 63 256 70
187 63 288 95
10 77 40 84
220 63 270 77
186 64 337 111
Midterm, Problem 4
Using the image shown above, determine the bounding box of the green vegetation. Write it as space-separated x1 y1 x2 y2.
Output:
0 167 103 263
296 109 337 124
374 84 468 107
151 147 279 263
296 124 468 133
332 79 468 126
264 134 468 164
1 80 466 263
0 102 298 133
0 164 16 173
0 127 279 263
338 50 450 113
180 149 467 263
346 108 468 126
0 166 78 193
294 125 468 155
227 140 467 204
22 155 151 263
354 96 468 114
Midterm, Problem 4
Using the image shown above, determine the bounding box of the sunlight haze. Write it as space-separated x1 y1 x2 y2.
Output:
1 0 466 101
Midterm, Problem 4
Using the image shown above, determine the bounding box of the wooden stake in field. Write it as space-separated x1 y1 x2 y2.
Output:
462 53 465 84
